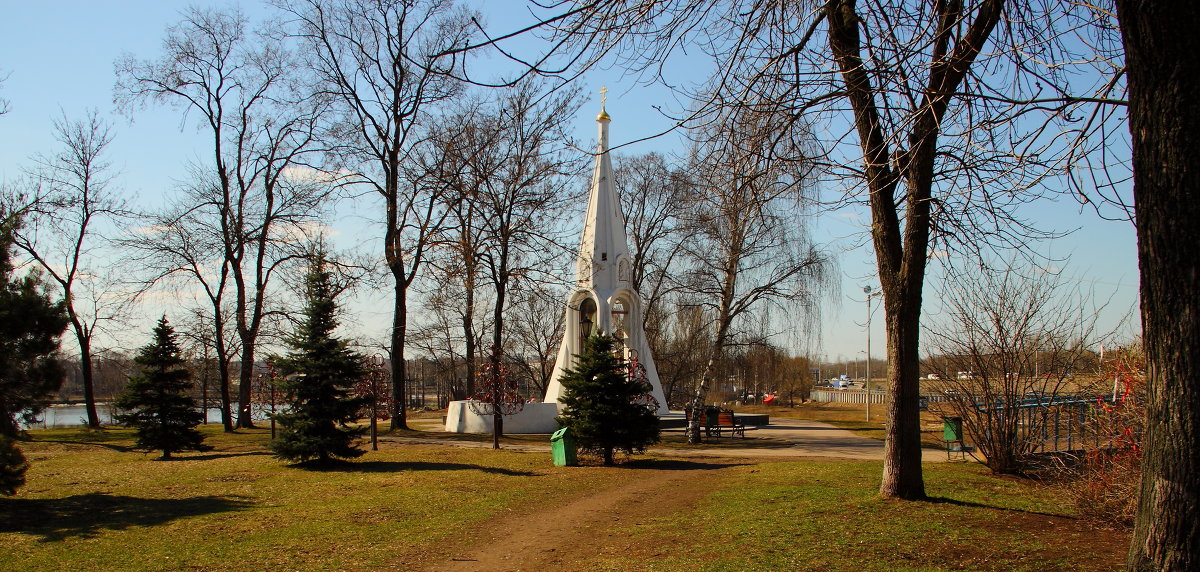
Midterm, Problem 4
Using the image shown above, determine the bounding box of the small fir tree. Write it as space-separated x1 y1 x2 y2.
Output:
0 435 29 495
0 210 68 495
0 210 69 439
115 317 211 459
556 335 661 465
270 253 367 465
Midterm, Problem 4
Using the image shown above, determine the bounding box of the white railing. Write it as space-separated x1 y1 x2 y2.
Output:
810 390 950 405
811 389 888 404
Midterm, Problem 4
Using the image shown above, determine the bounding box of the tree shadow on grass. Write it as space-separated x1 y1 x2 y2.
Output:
179 451 272 462
616 458 747 471
923 496 1076 519
293 460 538 477
781 425 860 431
0 494 254 542
28 438 133 453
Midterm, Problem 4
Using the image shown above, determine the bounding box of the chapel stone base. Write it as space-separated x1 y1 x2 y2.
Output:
442 402 769 434
443 401 561 434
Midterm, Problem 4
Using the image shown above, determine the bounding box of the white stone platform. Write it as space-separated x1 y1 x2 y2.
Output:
444 400 561 434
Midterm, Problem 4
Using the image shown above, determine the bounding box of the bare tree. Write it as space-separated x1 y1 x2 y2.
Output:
506 284 566 399
408 282 494 402
389 79 582 443
443 195 485 397
408 289 466 398
1116 1 1200 568
177 308 223 424
0 71 10 116
280 0 476 431
652 301 710 407
613 152 687 335
412 97 490 397
456 81 583 448
678 107 832 444
11 111 132 429
116 6 331 429
124 195 238 431
924 264 1110 474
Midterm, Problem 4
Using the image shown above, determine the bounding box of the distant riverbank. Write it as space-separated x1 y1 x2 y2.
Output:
21 404 261 429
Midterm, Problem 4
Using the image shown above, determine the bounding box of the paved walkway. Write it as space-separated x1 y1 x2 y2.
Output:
663 418 949 462
398 417 949 462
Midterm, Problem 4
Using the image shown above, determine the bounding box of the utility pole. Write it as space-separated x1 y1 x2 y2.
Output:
864 285 877 423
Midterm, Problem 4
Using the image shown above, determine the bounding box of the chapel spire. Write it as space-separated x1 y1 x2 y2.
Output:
546 90 668 414
574 86 630 290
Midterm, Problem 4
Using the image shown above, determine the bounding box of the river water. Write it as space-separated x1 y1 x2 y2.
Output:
20 404 266 429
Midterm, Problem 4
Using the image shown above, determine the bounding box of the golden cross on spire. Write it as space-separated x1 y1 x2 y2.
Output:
597 86 611 121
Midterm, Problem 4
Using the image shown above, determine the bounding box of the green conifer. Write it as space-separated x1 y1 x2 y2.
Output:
269 252 367 465
0 210 69 439
0 435 29 495
0 210 69 494
556 335 661 465
115 317 211 459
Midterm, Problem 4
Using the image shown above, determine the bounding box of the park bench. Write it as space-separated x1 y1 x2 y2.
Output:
685 407 746 439
714 410 746 438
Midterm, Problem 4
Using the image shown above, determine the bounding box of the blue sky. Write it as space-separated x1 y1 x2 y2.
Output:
1 1 1140 362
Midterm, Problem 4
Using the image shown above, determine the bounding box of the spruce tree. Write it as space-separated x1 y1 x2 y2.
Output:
270 253 367 465
556 335 661 465
0 435 29 495
115 317 211 459
0 210 69 439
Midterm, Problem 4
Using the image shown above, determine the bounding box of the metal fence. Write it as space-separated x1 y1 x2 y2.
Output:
811 389 889 404
811 389 954 405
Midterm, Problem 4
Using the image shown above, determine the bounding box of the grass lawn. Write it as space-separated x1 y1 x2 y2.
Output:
594 461 1127 571
1 424 1127 571
2 425 614 570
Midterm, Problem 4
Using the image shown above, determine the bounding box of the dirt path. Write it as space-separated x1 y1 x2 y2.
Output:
407 418 947 571
427 459 738 572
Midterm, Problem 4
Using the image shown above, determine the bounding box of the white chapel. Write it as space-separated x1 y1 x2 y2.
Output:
542 95 670 415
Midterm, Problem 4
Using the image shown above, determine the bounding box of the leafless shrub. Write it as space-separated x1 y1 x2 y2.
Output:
925 264 1114 474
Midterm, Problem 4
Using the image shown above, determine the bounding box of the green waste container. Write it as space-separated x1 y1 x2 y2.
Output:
943 417 963 441
551 427 578 466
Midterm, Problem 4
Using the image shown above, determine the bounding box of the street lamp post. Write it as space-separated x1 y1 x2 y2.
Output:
864 285 877 423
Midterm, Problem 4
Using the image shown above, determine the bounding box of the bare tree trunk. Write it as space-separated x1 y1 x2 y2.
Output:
463 252 477 396
1118 2 1200 568
214 323 234 432
879 290 925 498
72 320 100 428
236 344 256 429
686 354 717 445
687 294 734 445
390 276 410 431
490 269 509 450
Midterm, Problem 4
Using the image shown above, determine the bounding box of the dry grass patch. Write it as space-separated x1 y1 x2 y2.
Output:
1 425 619 571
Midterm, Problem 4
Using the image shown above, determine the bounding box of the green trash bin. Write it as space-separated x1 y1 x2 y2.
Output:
551 427 578 466
943 416 963 442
